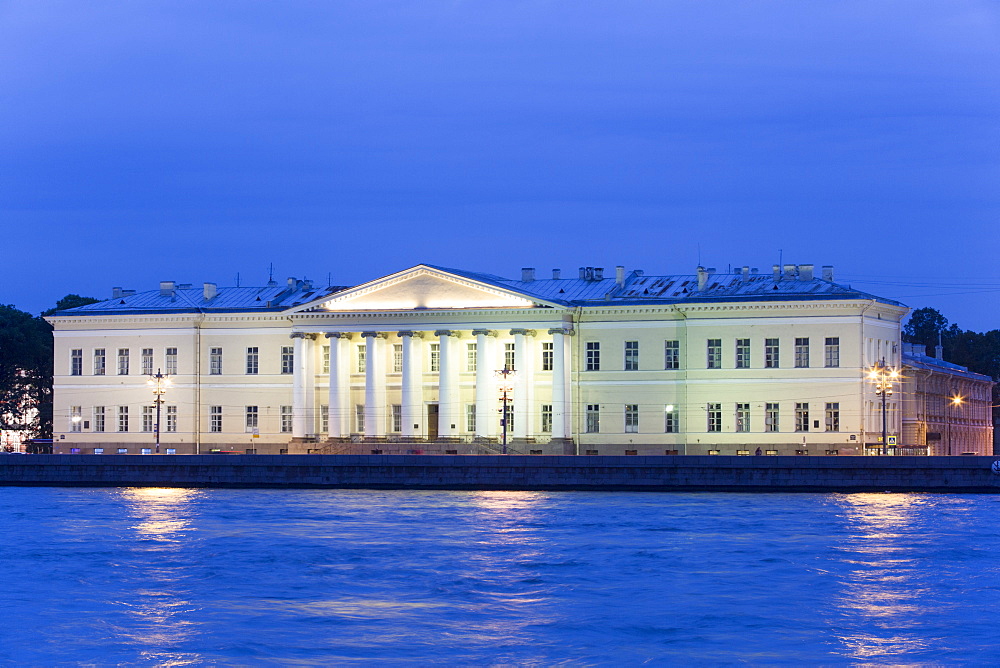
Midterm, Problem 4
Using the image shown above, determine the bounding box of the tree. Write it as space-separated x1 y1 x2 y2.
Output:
0 304 53 442
41 294 99 318
903 307 949 349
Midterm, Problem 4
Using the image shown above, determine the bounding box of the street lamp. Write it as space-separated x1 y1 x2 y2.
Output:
868 358 898 456
947 394 962 456
147 368 172 454
495 366 516 454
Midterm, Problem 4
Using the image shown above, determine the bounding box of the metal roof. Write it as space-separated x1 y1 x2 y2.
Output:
902 352 993 382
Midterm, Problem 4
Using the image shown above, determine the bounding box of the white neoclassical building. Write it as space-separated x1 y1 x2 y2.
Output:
48 262 914 456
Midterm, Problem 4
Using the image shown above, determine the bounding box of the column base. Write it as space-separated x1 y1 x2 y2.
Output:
546 437 577 455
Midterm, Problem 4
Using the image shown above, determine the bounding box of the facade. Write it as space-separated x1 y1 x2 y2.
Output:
900 343 994 456
48 263 915 456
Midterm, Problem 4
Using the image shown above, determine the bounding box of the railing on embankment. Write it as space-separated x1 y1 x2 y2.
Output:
1 455 1000 492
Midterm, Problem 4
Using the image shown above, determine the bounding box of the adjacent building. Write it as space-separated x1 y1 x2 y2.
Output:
47 262 930 456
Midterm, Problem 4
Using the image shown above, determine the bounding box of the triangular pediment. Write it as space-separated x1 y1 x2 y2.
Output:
292 266 557 312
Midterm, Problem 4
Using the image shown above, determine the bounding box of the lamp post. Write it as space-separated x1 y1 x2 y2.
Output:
947 394 962 456
496 366 516 455
147 368 171 454
869 358 898 456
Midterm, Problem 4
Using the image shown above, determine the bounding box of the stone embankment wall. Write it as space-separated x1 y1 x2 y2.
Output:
2 455 1000 492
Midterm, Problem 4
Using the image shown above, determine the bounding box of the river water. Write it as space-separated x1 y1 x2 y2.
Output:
1 488 998 665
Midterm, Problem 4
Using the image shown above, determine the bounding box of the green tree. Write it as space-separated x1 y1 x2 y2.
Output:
0 304 53 442
41 294 99 317
903 307 949 349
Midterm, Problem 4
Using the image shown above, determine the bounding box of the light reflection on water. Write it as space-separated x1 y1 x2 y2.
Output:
0 489 998 665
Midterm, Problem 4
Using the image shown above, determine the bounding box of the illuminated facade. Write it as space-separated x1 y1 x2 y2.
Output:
48 263 916 456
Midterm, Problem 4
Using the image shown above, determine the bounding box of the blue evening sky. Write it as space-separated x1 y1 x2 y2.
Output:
2 1 998 330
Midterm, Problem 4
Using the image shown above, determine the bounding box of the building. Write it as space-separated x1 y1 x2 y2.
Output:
47 262 915 456
900 343 994 456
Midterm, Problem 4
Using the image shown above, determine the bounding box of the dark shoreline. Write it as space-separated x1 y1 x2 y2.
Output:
2 454 999 492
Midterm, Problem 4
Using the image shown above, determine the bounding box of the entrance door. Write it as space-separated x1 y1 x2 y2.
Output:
427 404 439 441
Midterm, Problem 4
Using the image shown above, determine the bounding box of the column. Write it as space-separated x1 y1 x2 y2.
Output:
473 329 498 439
325 332 352 439
362 332 387 440
398 331 424 440
548 327 575 441
435 330 460 441
290 332 316 438
511 329 536 439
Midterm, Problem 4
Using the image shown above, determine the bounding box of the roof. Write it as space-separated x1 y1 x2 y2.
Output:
903 351 994 382
49 282 347 317
427 264 904 308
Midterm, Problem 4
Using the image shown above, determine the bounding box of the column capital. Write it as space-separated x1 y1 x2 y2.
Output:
472 329 498 337
290 332 318 340
361 331 387 339
548 327 576 336
397 330 425 339
509 328 537 337
434 329 461 338
324 331 354 340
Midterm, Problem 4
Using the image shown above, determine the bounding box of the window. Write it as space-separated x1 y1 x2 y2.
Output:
765 450 778 456
586 342 600 371
466 404 476 433
765 339 780 368
735 339 750 369
429 344 439 372
280 406 292 433
503 404 514 433
541 342 553 371
664 406 679 433
117 349 131 375
165 347 178 375
355 405 365 433
466 343 477 372
93 406 105 432
281 346 294 374
323 345 331 374
141 448 152 455
825 337 840 368
210 406 222 433
245 406 259 432
540 404 553 433
706 339 722 369
765 403 779 433
794 338 809 368
391 405 402 433
141 348 153 375
166 406 177 432
585 404 600 433
70 406 82 432
736 403 750 432
393 344 403 373
737 450 750 456
93 349 106 375
94 448 104 455
246 347 259 375
70 349 83 376
142 406 154 432
825 403 840 432
624 404 639 433
624 341 639 371
708 449 720 456
504 343 515 371
165 448 176 455
118 406 129 432
320 404 329 434
210 347 223 375
707 403 721 432
358 344 367 373
664 340 680 370
795 403 810 432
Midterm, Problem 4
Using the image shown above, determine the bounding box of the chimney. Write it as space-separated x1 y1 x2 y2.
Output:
772 264 781 280
594 267 604 280
935 344 944 359
579 267 587 280
913 343 927 356
203 282 218 301
798 264 814 281
552 268 561 280
122 289 136 297
697 266 708 291
287 277 297 289
822 265 834 282
615 265 625 287
741 266 750 282
112 287 123 299
159 281 176 297
521 267 535 282
783 264 796 279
